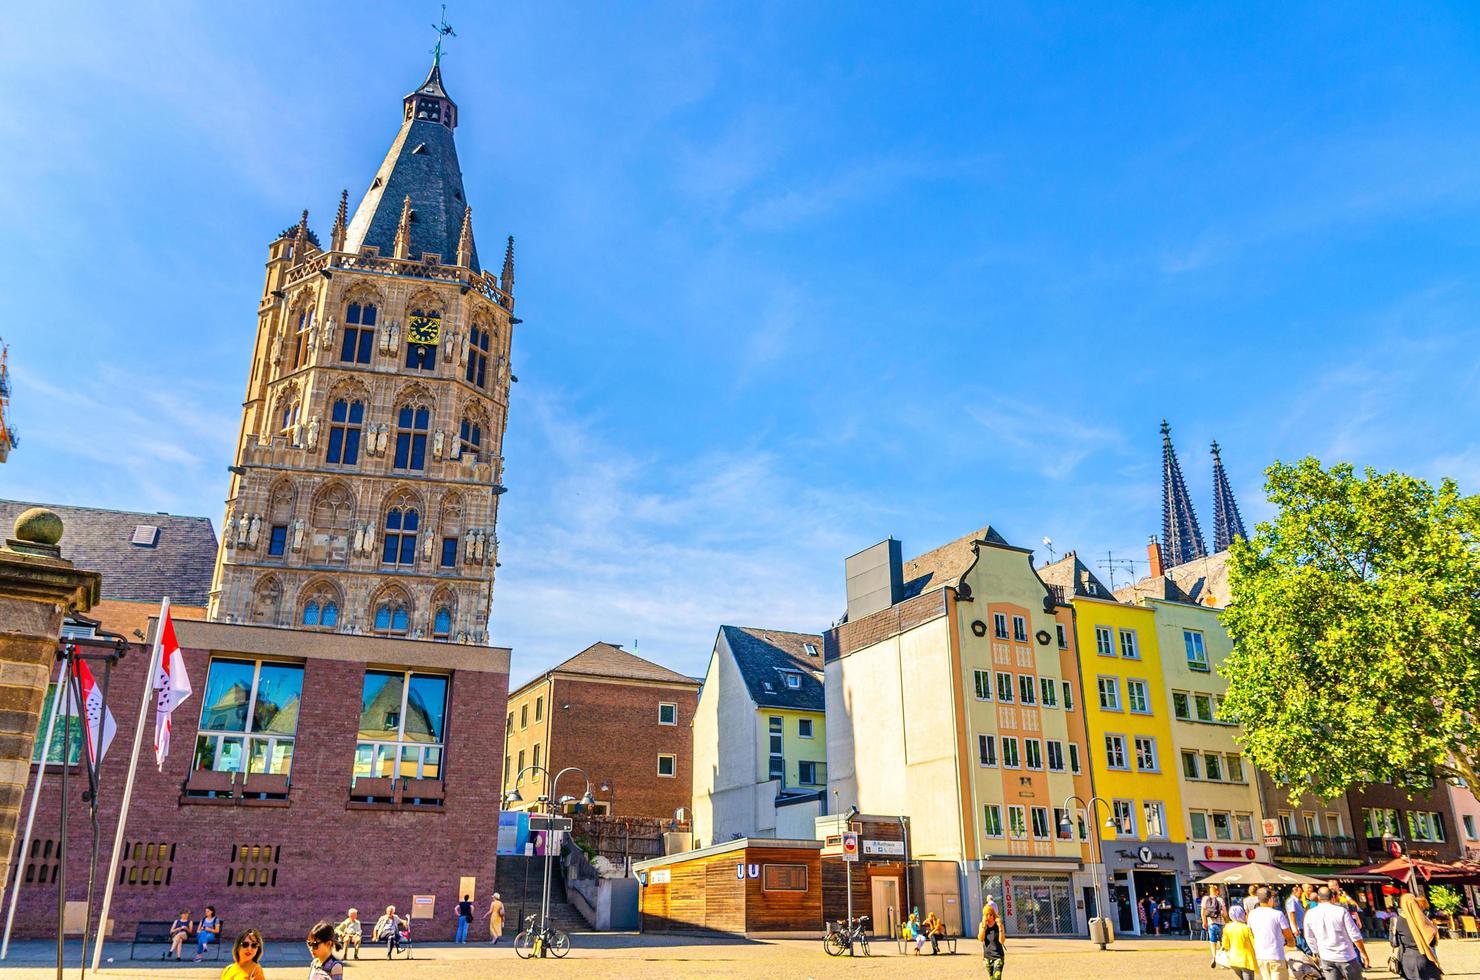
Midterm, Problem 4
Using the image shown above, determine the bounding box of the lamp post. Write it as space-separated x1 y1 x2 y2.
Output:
1061 794 1117 950
504 765 594 954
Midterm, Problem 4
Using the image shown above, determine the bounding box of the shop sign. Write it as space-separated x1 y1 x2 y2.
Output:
735 863 761 879
862 840 905 856
1003 878 1013 916
1115 847 1176 864
650 869 671 885
1203 846 1256 860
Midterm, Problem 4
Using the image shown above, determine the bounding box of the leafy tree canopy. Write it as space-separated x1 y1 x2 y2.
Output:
1220 458 1480 804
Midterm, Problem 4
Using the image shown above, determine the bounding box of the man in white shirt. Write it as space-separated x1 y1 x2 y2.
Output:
1247 887 1295 980
1302 887 1369 980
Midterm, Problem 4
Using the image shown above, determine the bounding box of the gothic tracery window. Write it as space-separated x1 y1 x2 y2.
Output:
300 583 341 630
382 499 419 566
371 588 412 635
326 398 364 466
458 417 482 458
466 323 491 388
310 483 354 564
290 308 313 370
393 402 430 471
340 301 377 364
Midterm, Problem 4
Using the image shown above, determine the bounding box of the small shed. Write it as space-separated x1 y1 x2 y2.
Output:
635 838 823 935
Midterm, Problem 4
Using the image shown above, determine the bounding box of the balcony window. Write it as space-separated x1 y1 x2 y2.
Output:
354 670 448 787
1002 737 1020 769
1031 806 1050 838
1008 806 1027 839
1039 678 1058 707
996 672 1014 703
193 659 303 782
973 670 992 701
1012 616 1028 642
1018 675 1036 705
993 613 1008 639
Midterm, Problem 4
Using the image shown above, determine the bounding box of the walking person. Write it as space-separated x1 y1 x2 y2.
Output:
1222 906 1258 980
977 902 1005 980
195 905 222 962
1248 886 1296 980
1303 886 1370 980
306 920 345 980
1390 893 1443 980
455 894 474 944
488 892 505 944
220 929 265 980
1243 884 1261 916
1202 884 1228 968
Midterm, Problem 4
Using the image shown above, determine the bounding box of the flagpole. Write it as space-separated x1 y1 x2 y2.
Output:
89 598 167 973
0 664 67 959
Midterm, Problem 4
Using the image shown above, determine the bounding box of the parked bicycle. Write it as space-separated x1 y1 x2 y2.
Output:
823 914 871 956
513 913 570 959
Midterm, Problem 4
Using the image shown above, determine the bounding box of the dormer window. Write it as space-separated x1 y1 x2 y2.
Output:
803 642 819 658
782 671 802 690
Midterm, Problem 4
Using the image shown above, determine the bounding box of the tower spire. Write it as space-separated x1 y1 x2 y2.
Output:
456 207 475 268
330 189 349 252
1210 440 1248 552
500 235 515 296
291 209 311 265
1160 420 1207 567
393 196 413 259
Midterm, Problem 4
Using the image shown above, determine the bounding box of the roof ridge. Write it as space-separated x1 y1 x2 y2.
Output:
0 498 211 522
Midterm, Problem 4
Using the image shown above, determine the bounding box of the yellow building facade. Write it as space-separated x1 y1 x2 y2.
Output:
1041 554 1188 936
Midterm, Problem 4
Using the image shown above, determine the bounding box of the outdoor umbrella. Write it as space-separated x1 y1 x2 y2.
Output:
1347 857 1478 883
1197 862 1326 887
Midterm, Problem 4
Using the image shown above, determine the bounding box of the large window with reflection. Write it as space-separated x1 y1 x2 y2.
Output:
192 659 304 777
354 670 448 785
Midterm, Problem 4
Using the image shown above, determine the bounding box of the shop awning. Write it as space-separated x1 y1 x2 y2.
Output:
1196 861 1247 873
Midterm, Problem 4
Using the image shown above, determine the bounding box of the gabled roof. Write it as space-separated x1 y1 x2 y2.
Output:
0 499 217 606
1037 551 1116 601
721 625 824 711
899 526 1009 599
343 60 478 269
1116 550 1232 608
510 642 697 697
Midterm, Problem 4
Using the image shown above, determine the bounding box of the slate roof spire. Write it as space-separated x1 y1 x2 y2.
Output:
330 189 349 252
1210 440 1248 552
343 54 477 269
500 235 515 296
1160 420 1207 566
455 207 475 268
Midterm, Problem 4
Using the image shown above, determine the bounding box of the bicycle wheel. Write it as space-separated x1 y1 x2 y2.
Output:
513 930 535 959
547 929 571 958
823 931 847 956
858 933 870 957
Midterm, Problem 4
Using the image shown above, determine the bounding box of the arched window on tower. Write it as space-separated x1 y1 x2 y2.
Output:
290 308 313 370
458 418 482 459
301 583 341 630
393 403 430 471
373 592 411 635
326 398 364 466
382 504 419 566
340 302 377 364
433 607 452 640
466 324 491 388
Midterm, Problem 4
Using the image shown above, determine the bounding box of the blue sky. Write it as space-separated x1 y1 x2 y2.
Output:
3 4 1478 684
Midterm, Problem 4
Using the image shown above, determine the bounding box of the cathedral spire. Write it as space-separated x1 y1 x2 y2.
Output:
330 189 349 252
456 207 475 268
393 195 413 260
1160 420 1207 567
501 235 515 296
1210 440 1248 553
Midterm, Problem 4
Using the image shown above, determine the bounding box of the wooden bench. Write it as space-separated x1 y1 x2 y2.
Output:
129 920 177 959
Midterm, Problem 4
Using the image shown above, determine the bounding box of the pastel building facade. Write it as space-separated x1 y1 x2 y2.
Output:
825 530 1095 938
690 626 826 848
1040 553 1188 936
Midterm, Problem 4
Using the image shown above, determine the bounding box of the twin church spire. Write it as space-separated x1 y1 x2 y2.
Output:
1159 421 1247 566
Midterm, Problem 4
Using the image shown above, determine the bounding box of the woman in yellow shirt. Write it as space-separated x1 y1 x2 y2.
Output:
220 929 266 980
1221 905 1257 980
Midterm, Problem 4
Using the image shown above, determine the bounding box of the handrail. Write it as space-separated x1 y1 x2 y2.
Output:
282 250 513 309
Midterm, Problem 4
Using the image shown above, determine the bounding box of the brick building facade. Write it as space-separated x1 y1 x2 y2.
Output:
7 619 509 941
503 643 698 820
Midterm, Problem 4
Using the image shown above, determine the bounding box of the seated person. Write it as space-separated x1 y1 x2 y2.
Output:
193 905 221 961
373 905 407 957
166 909 192 961
336 908 362 959
925 912 946 953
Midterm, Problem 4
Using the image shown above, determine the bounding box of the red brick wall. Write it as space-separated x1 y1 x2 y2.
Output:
545 678 696 820
7 640 508 941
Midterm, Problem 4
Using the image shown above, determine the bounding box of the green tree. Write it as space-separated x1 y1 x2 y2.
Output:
1220 458 1480 803
1428 885 1462 917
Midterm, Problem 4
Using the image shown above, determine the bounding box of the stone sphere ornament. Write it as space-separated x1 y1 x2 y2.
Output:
13 507 63 545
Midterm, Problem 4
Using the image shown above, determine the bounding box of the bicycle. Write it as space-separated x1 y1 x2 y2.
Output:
513 913 571 959
823 914 870 956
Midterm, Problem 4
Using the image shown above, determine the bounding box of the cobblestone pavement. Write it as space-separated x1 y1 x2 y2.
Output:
5 934 1479 978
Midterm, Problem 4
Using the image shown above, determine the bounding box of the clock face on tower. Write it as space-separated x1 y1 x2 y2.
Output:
408 314 442 346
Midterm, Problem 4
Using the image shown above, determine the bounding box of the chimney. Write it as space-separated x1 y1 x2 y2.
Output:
1147 535 1165 578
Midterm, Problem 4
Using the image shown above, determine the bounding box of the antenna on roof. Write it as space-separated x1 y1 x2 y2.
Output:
1042 536 1055 564
1097 551 1138 593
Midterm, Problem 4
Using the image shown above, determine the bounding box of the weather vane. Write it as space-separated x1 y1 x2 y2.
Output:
431 4 457 62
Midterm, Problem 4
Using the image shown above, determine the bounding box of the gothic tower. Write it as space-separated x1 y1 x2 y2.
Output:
1210 440 1247 553
208 56 516 644
1160 420 1207 567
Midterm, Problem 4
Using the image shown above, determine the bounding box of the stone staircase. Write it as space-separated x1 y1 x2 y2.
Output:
494 855 588 934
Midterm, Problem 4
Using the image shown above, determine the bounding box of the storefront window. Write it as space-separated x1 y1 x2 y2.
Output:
193 659 303 777
354 670 448 784
984 873 1076 936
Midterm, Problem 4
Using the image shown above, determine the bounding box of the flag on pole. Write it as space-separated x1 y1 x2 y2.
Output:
64 658 117 766
152 605 192 771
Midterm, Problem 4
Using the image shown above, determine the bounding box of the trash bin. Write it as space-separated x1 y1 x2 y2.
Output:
1088 916 1114 947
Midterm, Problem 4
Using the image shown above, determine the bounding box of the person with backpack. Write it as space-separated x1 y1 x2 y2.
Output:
305 920 344 980
1201 884 1228 968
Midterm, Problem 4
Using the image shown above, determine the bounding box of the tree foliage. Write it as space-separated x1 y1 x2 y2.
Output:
1220 458 1480 804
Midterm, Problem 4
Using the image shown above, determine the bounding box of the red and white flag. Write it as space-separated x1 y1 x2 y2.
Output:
152 602 193 771
64 658 117 766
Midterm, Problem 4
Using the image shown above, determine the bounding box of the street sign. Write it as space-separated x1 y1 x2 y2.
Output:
841 832 859 863
861 840 904 857
529 814 574 833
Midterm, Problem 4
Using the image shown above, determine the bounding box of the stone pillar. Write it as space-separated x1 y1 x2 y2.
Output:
0 508 100 893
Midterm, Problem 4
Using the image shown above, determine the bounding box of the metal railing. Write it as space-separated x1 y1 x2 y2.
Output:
1271 834 1361 860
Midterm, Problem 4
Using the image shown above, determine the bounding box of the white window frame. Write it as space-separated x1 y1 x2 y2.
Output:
657 753 677 777
983 804 1004 838
1068 742 1081 774
993 613 1009 639
1181 750 1200 779
1012 615 1028 642
973 669 993 701
1008 805 1027 840
1062 681 1074 711
1126 678 1150 714
1097 675 1122 711
1172 691 1190 720
1002 736 1020 769
1046 739 1065 772
658 702 677 725
1030 805 1050 839
1185 629 1209 671
1143 800 1167 839
1025 738 1043 771
797 717 814 739
1134 735 1159 773
1018 674 1036 705
1039 677 1058 707
978 734 998 767
996 671 1014 703
1118 628 1139 659
1112 798 1135 838
1105 733 1128 770
1095 626 1114 657
1189 810 1209 840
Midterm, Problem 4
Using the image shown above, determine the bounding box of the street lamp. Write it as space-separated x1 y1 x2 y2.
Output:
505 765 594 954
1061 794 1116 950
